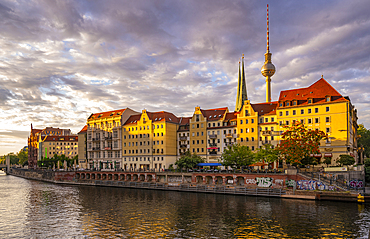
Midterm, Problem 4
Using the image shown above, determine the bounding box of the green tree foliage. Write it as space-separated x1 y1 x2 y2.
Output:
365 158 370 183
358 124 370 158
175 151 204 169
323 156 332 167
337 154 355 166
37 154 76 168
221 144 254 168
255 144 278 163
276 122 327 165
18 149 28 166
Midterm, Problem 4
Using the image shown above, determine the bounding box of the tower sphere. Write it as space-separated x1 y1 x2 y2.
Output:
261 61 275 77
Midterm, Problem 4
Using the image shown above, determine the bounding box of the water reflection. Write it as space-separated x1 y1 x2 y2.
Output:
0 175 369 238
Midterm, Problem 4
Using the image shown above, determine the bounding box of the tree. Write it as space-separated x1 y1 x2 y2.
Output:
221 144 254 169
175 151 204 169
365 158 370 183
255 144 278 164
276 122 327 165
323 156 332 167
337 154 355 166
358 124 370 158
18 149 28 166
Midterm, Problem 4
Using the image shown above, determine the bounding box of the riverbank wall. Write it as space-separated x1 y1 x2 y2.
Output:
8 168 367 202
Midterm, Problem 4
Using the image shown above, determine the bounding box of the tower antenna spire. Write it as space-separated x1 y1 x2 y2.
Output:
267 4 270 53
261 4 275 102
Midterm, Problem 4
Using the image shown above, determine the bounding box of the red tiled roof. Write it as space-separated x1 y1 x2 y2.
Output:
88 108 127 120
124 111 180 126
278 78 347 106
200 107 228 121
251 101 278 116
179 117 191 125
224 112 237 121
78 125 88 134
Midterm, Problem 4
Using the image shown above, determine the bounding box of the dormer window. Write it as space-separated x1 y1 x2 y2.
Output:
326 96 331 102
308 98 313 104
293 101 297 106
286 102 290 106
279 102 283 107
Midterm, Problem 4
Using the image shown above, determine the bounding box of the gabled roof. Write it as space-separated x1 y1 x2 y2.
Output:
88 108 127 120
78 125 88 134
251 101 278 116
200 107 228 121
124 111 180 126
278 78 346 105
224 112 237 121
179 117 191 126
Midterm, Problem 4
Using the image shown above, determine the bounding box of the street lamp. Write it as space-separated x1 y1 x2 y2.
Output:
358 146 364 164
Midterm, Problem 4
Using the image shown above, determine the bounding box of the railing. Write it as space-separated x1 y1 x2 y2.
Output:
92 147 101 150
93 180 285 196
261 140 271 145
262 130 271 136
105 136 112 140
209 134 217 139
179 136 187 141
209 151 217 155
209 143 217 147
180 144 187 148
92 138 100 141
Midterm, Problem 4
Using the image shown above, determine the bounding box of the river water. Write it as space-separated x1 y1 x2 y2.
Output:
0 174 369 238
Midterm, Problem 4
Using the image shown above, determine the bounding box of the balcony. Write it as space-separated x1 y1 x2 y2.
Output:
179 136 187 141
104 147 112 150
92 147 101 151
92 138 100 141
226 133 237 138
209 134 217 139
209 151 217 155
180 144 187 148
104 136 112 140
262 130 271 136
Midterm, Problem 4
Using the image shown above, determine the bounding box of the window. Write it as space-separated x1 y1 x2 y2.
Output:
251 137 254 141
293 101 297 106
326 127 331 133
326 96 330 102
240 120 243 124
245 110 249 116
308 109 311 114
197 124 199 128
285 121 289 125
246 137 249 141
201 132 204 136
246 119 249 124
315 108 318 113
265 118 268 123
308 99 312 104
271 117 274 122
201 123 204 128
251 146 255 150
286 102 290 106
251 119 254 123
301 109 304 114
308 119 312 124
326 107 329 112
326 117 330 123
279 112 283 116
293 110 296 115
279 103 282 107
300 119 304 124
315 118 319 123
251 128 254 133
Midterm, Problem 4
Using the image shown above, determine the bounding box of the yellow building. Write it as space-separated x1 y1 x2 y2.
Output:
122 109 179 170
276 77 358 165
86 108 138 170
39 135 78 159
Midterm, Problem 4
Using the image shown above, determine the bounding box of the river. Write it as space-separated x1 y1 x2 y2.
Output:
0 174 369 238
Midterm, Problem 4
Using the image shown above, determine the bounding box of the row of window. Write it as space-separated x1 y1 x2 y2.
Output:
124 149 164 154
124 156 164 162
239 119 256 124
279 107 330 116
279 117 331 126
89 151 120 158
124 124 164 132
47 142 77 145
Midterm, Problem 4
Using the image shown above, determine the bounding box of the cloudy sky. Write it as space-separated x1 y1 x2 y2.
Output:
1 0 369 155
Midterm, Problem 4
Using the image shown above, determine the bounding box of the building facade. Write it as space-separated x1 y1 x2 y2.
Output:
38 135 78 159
86 108 138 170
78 125 88 169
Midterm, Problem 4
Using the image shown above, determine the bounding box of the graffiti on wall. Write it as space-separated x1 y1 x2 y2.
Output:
255 177 273 187
349 180 364 189
285 179 296 187
245 178 256 184
297 180 330 190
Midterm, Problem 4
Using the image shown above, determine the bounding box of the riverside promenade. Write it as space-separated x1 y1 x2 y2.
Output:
7 168 368 202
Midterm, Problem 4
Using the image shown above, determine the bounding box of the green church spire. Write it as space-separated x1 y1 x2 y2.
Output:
235 54 248 112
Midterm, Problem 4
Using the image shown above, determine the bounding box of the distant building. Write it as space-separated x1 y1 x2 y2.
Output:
38 135 78 159
28 125 73 168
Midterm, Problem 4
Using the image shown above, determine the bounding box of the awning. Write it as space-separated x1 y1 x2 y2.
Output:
207 147 218 150
324 153 332 157
250 162 268 166
197 163 222 166
309 154 322 158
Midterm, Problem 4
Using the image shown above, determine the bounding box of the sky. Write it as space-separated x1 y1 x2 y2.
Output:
0 0 369 155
